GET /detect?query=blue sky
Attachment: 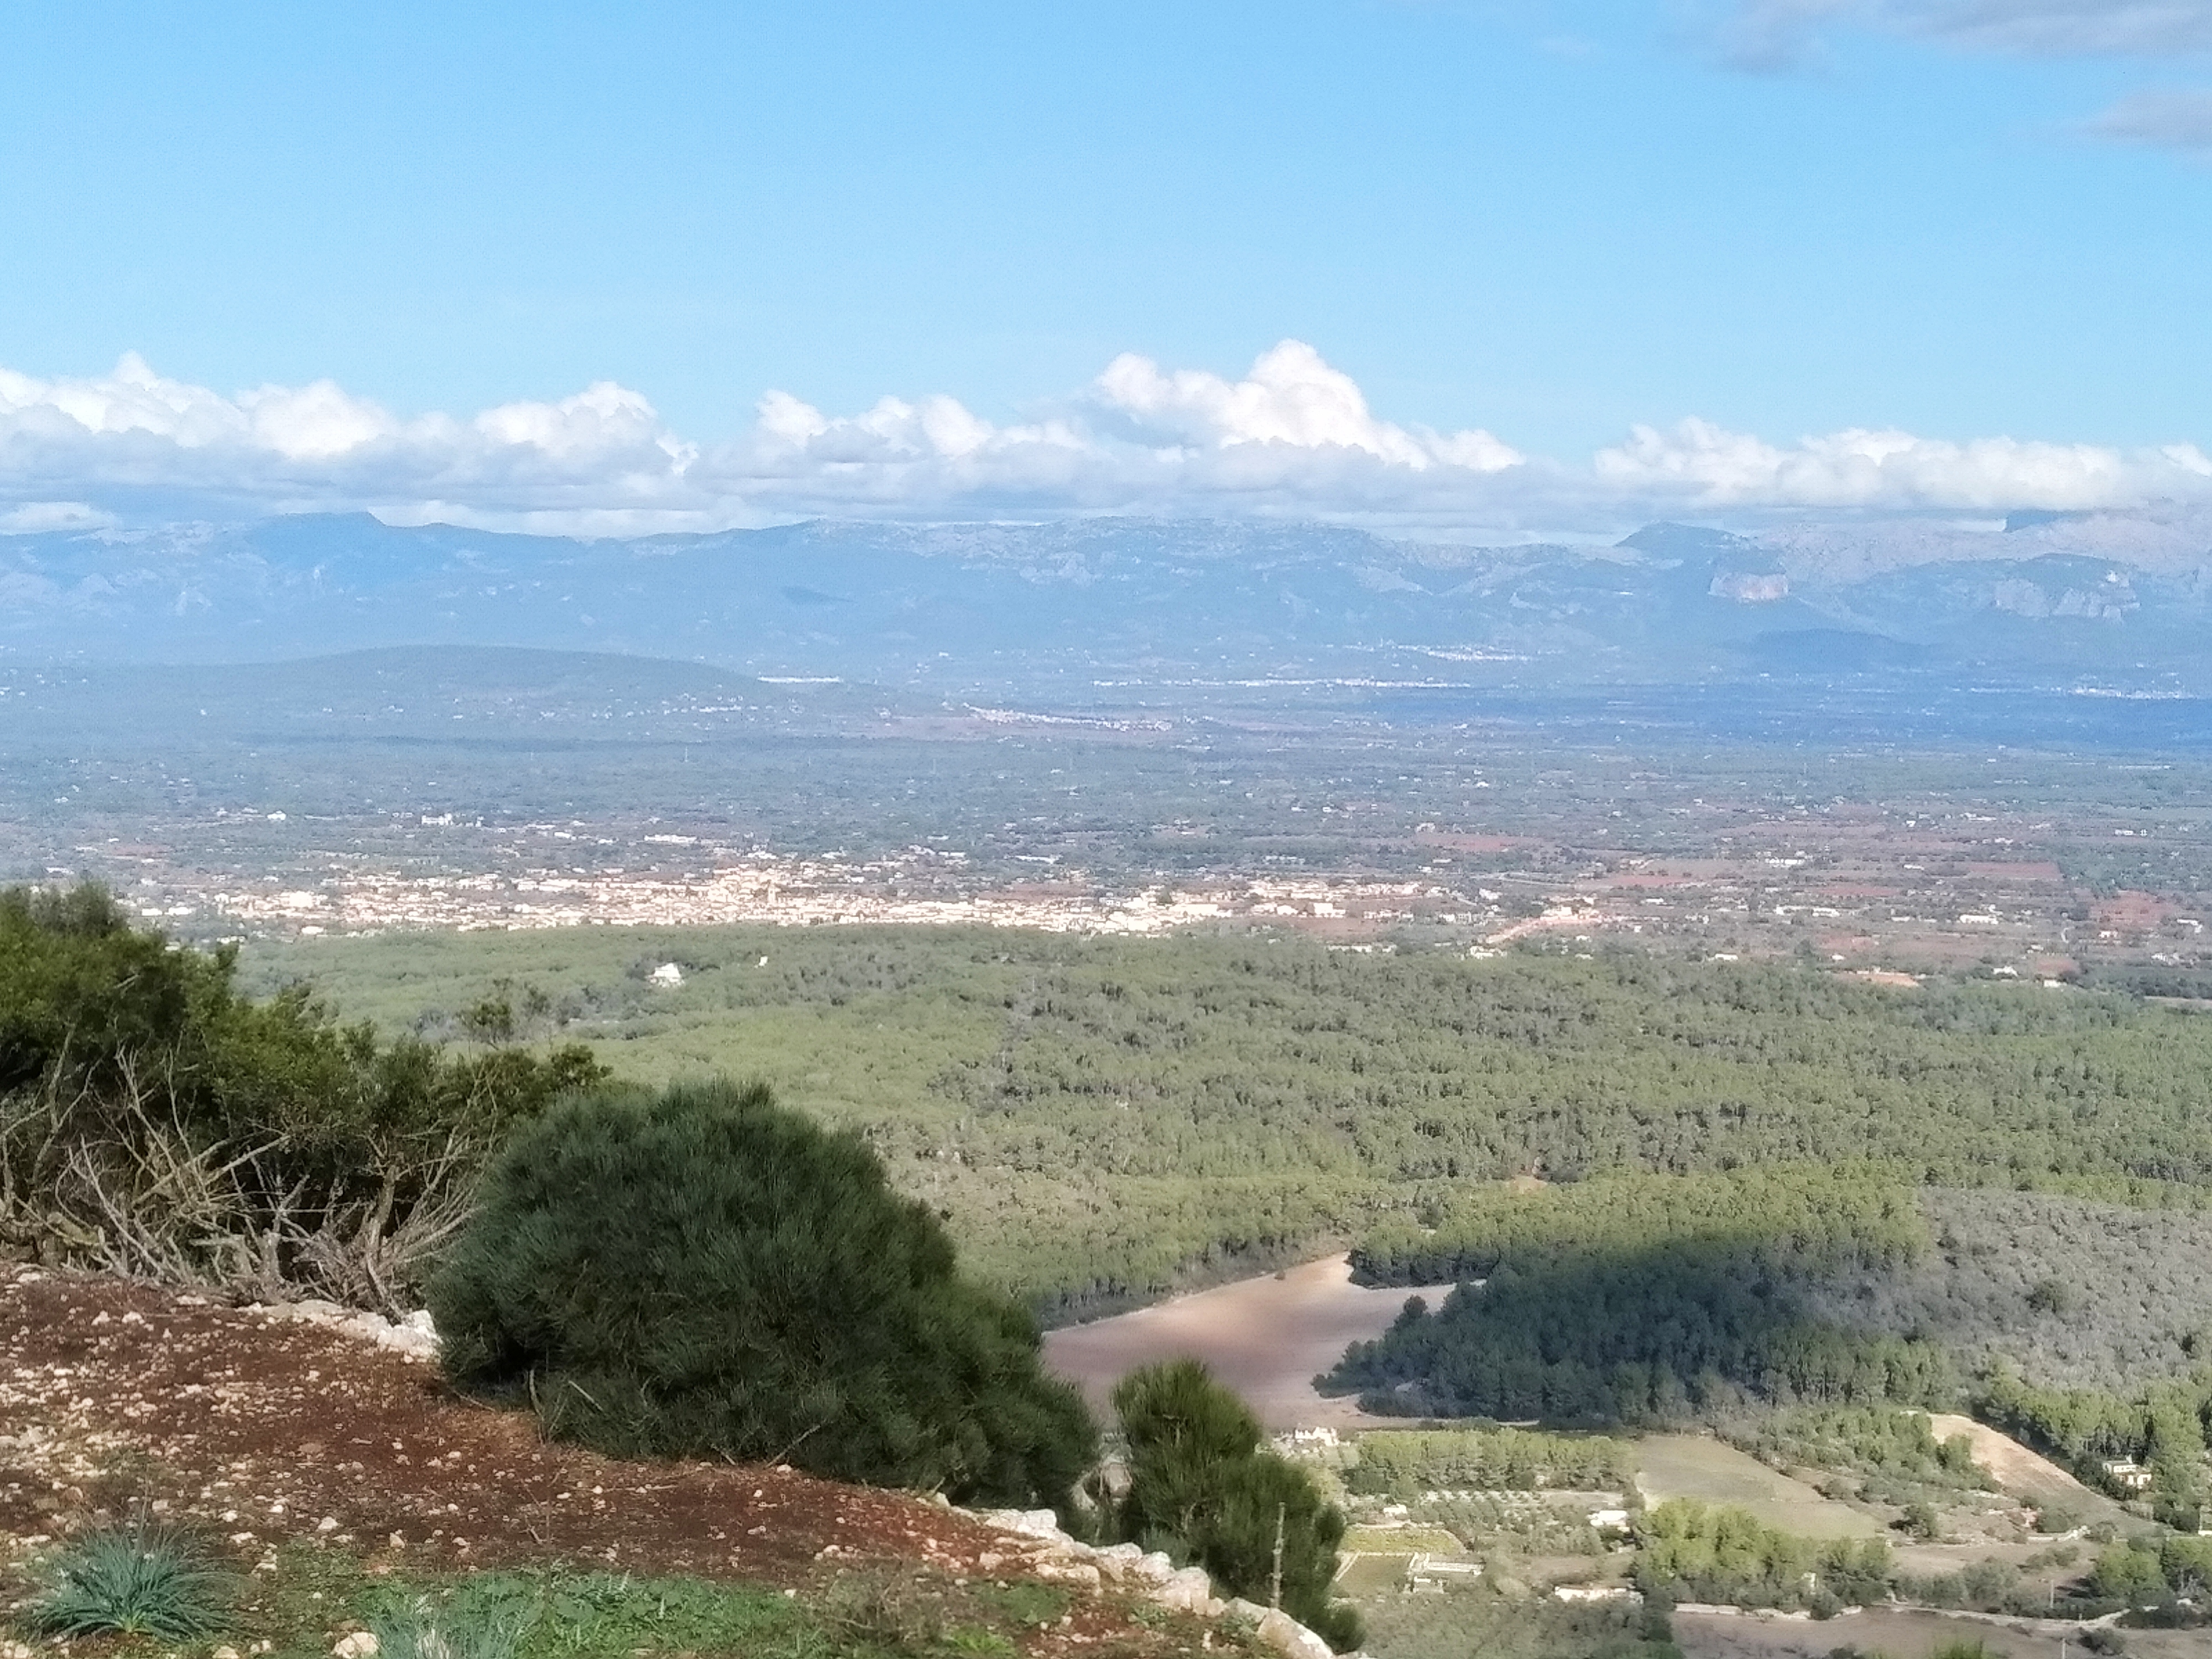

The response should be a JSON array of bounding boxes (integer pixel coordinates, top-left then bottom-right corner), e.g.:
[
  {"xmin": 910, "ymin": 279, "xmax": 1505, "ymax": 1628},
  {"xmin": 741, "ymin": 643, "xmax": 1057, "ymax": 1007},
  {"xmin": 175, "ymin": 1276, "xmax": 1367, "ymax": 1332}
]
[{"xmin": 2, "ymin": 1, "xmax": 2210, "ymax": 535}]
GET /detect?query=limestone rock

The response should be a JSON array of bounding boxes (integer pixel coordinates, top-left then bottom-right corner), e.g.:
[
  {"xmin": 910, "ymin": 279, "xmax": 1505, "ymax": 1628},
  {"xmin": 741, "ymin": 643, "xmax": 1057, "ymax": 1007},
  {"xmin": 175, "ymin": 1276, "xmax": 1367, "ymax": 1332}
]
[
  {"xmin": 1091, "ymin": 1541, "xmax": 1144, "ymax": 1582},
  {"xmin": 1255, "ymin": 1608, "xmax": 1335, "ymax": 1659},
  {"xmin": 978, "ymin": 1506, "xmax": 1067, "ymax": 1542},
  {"xmin": 1152, "ymin": 1566, "xmax": 1214, "ymax": 1613},
  {"xmin": 253, "ymin": 1300, "xmax": 439, "ymax": 1363},
  {"xmin": 1034, "ymin": 1561, "xmax": 1102, "ymax": 1589},
  {"xmin": 332, "ymin": 1634, "xmax": 379, "ymax": 1659}
]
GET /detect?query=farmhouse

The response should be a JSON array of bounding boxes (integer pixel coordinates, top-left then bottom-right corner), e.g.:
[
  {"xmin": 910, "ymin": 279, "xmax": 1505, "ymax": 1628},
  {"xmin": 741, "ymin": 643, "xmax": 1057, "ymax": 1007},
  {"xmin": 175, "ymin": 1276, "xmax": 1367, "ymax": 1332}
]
[{"xmin": 2102, "ymin": 1458, "xmax": 2154, "ymax": 1492}]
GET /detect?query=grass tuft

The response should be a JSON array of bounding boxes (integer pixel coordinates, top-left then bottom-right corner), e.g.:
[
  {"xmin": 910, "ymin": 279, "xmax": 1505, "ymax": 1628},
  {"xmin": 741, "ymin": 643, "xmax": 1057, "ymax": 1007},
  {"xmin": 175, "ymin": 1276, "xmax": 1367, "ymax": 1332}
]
[
  {"xmin": 369, "ymin": 1595, "xmax": 532, "ymax": 1659},
  {"xmin": 22, "ymin": 1519, "xmax": 234, "ymax": 1640}
]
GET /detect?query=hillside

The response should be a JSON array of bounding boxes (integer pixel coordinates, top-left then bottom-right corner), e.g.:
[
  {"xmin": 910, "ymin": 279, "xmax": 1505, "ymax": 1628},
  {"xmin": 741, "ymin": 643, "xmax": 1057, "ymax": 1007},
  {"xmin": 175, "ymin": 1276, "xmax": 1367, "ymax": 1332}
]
[
  {"xmin": 238, "ymin": 928, "xmax": 2212, "ymax": 1342},
  {"xmin": 0, "ymin": 1265, "xmax": 1224, "ymax": 1659}
]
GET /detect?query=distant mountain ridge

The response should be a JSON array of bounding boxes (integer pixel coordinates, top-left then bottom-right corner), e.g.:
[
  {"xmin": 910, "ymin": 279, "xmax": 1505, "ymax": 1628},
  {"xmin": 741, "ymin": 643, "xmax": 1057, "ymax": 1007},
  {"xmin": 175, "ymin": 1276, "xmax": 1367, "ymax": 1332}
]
[{"xmin": 4, "ymin": 513, "xmax": 2209, "ymax": 688}]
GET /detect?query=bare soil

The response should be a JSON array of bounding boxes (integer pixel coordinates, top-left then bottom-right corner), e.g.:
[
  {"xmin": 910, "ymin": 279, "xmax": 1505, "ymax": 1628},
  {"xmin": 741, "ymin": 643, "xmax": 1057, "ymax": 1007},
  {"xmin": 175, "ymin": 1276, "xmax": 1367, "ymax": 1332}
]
[
  {"xmin": 0, "ymin": 1267, "xmax": 1202, "ymax": 1658},
  {"xmin": 1926, "ymin": 1412, "xmax": 2143, "ymax": 1532},
  {"xmin": 1042, "ymin": 1254, "xmax": 1442, "ymax": 1431}
]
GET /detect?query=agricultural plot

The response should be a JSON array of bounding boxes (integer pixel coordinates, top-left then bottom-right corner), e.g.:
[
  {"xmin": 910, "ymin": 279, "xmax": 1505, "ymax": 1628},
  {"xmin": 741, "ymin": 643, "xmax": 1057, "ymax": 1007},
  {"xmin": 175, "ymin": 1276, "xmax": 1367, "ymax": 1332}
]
[
  {"xmin": 1042, "ymin": 1254, "xmax": 1447, "ymax": 1428},
  {"xmin": 1634, "ymin": 1435, "xmax": 1885, "ymax": 1540},
  {"xmin": 1925, "ymin": 1412, "xmax": 2144, "ymax": 1534}
]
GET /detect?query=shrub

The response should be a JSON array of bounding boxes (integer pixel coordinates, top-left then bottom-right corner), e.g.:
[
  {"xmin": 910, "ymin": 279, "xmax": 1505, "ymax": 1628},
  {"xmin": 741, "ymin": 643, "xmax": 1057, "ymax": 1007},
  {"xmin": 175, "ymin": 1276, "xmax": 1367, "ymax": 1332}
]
[
  {"xmin": 0, "ymin": 881, "xmax": 603, "ymax": 1306},
  {"xmin": 22, "ymin": 1520, "xmax": 232, "ymax": 1640},
  {"xmin": 1114, "ymin": 1359, "xmax": 1363, "ymax": 1652},
  {"xmin": 429, "ymin": 1079, "xmax": 1096, "ymax": 1506}
]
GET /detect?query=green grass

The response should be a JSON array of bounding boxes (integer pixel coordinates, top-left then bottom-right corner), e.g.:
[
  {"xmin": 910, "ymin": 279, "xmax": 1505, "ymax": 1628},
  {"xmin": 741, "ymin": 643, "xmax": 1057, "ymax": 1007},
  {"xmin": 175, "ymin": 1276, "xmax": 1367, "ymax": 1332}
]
[{"xmin": 189, "ymin": 1546, "xmax": 1131, "ymax": 1659}]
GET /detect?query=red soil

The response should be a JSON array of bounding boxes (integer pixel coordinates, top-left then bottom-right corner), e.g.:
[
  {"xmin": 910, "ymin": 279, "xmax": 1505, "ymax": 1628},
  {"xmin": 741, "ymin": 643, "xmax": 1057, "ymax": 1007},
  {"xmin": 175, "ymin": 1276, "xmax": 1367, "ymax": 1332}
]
[{"xmin": 0, "ymin": 1268, "xmax": 1190, "ymax": 1657}]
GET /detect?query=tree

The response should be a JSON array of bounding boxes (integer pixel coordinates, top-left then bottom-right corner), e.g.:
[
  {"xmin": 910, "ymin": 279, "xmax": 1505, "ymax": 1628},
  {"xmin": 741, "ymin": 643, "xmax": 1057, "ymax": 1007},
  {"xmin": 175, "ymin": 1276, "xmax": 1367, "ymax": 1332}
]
[
  {"xmin": 2091, "ymin": 1543, "xmax": 2167, "ymax": 1605},
  {"xmin": 1113, "ymin": 1360, "xmax": 1361, "ymax": 1651},
  {"xmin": 430, "ymin": 1078, "xmax": 1097, "ymax": 1507}
]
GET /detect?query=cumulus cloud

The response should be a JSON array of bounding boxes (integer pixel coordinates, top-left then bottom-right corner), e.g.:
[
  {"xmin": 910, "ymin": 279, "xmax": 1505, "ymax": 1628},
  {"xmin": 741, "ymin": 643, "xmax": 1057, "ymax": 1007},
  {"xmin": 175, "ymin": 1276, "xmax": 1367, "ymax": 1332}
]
[
  {"xmin": 1714, "ymin": 0, "xmax": 2212, "ymax": 70},
  {"xmin": 2, "ymin": 345, "xmax": 2210, "ymax": 536},
  {"xmin": 1093, "ymin": 341, "xmax": 1521, "ymax": 473}
]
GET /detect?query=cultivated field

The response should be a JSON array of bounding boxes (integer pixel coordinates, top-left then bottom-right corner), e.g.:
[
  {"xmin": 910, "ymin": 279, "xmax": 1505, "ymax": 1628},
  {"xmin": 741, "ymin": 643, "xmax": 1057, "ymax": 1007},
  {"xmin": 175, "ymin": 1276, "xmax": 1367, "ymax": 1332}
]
[
  {"xmin": 1926, "ymin": 1411, "xmax": 2143, "ymax": 1533},
  {"xmin": 1042, "ymin": 1253, "xmax": 1443, "ymax": 1428},
  {"xmin": 1634, "ymin": 1434, "xmax": 1884, "ymax": 1539}
]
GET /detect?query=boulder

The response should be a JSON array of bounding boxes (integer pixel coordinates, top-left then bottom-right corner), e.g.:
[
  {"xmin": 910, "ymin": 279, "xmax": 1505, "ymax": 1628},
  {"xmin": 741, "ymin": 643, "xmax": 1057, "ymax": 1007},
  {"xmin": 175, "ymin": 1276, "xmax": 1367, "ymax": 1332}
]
[
  {"xmin": 1091, "ymin": 1542, "xmax": 1144, "ymax": 1582},
  {"xmin": 978, "ymin": 1507, "xmax": 1067, "ymax": 1542},
  {"xmin": 1152, "ymin": 1566, "xmax": 1214, "ymax": 1613},
  {"xmin": 1255, "ymin": 1608, "xmax": 1335, "ymax": 1659}
]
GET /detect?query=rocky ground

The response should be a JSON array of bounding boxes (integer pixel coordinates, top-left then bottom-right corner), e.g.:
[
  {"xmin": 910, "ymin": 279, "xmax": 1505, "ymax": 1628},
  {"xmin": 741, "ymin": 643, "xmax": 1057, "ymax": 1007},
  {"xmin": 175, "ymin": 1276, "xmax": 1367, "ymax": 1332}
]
[{"xmin": 0, "ymin": 1266, "xmax": 1285, "ymax": 1659}]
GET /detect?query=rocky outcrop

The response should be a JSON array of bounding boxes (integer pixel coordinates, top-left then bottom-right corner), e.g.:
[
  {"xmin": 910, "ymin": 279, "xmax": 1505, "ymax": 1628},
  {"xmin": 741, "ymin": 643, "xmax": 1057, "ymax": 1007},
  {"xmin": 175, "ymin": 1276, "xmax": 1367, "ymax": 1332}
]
[{"xmin": 967, "ymin": 1505, "xmax": 1352, "ymax": 1657}]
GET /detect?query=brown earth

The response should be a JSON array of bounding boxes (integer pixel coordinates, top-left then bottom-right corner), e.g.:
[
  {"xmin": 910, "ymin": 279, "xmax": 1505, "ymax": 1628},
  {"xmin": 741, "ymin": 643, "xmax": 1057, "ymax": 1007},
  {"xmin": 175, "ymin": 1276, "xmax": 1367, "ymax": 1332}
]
[
  {"xmin": 1924, "ymin": 1412, "xmax": 2143, "ymax": 1533},
  {"xmin": 0, "ymin": 1267, "xmax": 1203, "ymax": 1658}
]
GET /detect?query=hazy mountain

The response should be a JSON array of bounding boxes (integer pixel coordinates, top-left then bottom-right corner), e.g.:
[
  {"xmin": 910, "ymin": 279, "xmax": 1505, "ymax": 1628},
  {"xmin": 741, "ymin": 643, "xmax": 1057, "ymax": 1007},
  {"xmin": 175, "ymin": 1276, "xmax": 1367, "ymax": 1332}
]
[{"xmin": 4, "ymin": 513, "xmax": 2209, "ymax": 689}]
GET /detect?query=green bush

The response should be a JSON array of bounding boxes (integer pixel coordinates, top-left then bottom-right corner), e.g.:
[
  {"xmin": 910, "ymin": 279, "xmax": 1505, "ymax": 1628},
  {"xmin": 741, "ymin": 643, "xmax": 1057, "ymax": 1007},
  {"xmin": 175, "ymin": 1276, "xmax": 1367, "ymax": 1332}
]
[
  {"xmin": 1113, "ymin": 1360, "xmax": 1362, "ymax": 1652},
  {"xmin": 429, "ymin": 1079, "xmax": 1096, "ymax": 1506},
  {"xmin": 22, "ymin": 1521, "xmax": 233, "ymax": 1640}
]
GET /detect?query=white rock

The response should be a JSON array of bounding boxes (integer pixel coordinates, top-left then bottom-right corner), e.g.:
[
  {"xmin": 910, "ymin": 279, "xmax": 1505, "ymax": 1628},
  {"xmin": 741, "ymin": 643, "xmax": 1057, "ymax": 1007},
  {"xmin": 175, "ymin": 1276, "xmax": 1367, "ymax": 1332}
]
[
  {"xmin": 979, "ymin": 1506, "xmax": 1068, "ymax": 1542},
  {"xmin": 1034, "ymin": 1561, "xmax": 1101, "ymax": 1589},
  {"xmin": 212, "ymin": 1646, "xmax": 242, "ymax": 1659},
  {"xmin": 1153, "ymin": 1566, "xmax": 1214, "ymax": 1613},
  {"xmin": 3, "ymin": 1640, "xmax": 38, "ymax": 1659},
  {"xmin": 1133, "ymin": 1550, "xmax": 1176, "ymax": 1584},
  {"xmin": 1092, "ymin": 1542, "xmax": 1144, "ymax": 1582},
  {"xmin": 1256, "ymin": 1608, "xmax": 1335, "ymax": 1659},
  {"xmin": 333, "ymin": 1634, "xmax": 379, "ymax": 1659}
]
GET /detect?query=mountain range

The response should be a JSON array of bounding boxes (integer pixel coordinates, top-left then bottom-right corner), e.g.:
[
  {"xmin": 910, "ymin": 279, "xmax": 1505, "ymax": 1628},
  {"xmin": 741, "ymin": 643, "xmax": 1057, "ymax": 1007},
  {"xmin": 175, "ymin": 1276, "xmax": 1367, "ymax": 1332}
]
[{"xmin": 4, "ymin": 513, "xmax": 2209, "ymax": 690}]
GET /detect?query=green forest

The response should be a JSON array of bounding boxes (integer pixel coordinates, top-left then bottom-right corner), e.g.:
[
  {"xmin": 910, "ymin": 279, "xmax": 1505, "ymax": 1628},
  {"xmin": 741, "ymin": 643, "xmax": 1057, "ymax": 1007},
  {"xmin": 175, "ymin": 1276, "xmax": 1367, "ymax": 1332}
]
[
  {"xmin": 1330, "ymin": 1168, "xmax": 1953, "ymax": 1422},
  {"xmin": 240, "ymin": 922, "xmax": 2212, "ymax": 1331},
  {"xmin": 212, "ymin": 920, "xmax": 2212, "ymax": 1462}
]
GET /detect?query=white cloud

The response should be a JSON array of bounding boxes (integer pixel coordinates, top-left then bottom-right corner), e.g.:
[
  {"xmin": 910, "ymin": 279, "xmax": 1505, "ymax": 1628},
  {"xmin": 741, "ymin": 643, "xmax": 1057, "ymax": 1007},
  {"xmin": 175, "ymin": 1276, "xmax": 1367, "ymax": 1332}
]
[
  {"xmin": 1092, "ymin": 341, "xmax": 1521, "ymax": 473},
  {"xmin": 2085, "ymin": 86, "xmax": 2212, "ymax": 152},
  {"xmin": 1715, "ymin": 0, "xmax": 2212, "ymax": 70},
  {"xmin": 0, "ymin": 500, "xmax": 113, "ymax": 533},
  {"xmin": 1595, "ymin": 416, "xmax": 2212, "ymax": 510},
  {"xmin": 2, "ymin": 345, "xmax": 2209, "ymax": 536}
]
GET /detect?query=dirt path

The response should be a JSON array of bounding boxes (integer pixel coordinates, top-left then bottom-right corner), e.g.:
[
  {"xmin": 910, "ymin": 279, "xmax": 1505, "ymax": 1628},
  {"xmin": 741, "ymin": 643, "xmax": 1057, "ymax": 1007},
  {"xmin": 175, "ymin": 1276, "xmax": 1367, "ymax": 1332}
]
[
  {"xmin": 1042, "ymin": 1254, "xmax": 1446, "ymax": 1431},
  {"xmin": 0, "ymin": 1268, "xmax": 1187, "ymax": 1658}
]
